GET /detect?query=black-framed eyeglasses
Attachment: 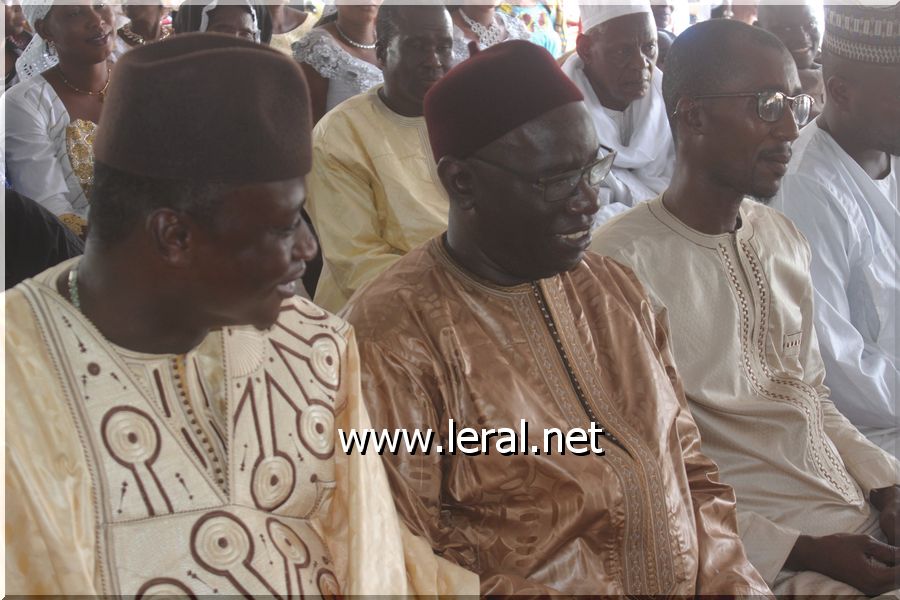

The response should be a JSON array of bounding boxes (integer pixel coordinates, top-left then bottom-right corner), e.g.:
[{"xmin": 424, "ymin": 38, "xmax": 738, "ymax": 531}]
[
  {"xmin": 468, "ymin": 144, "xmax": 617, "ymax": 203},
  {"xmin": 693, "ymin": 90, "xmax": 814, "ymax": 127}
]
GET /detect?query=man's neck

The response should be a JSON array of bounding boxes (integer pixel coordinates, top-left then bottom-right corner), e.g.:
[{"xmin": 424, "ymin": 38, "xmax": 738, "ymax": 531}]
[
  {"xmin": 819, "ymin": 110, "xmax": 891, "ymax": 180},
  {"xmin": 377, "ymin": 86, "xmax": 422, "ymax": 118},
  {"xmin": 444, "ymin": 231, "xmax": 528, "ymax": 287},
  {"xmin": 63, "ymin": 250, "xmax": 211, "ymax": 356},
  {"xmin": 663, "ymin": 166, "xmax": 744, "ymax": 235}
]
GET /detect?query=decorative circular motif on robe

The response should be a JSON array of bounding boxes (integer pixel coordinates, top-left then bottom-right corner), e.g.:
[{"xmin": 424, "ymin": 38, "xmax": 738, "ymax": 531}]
[
  {"xmin": 251, "ymin": 455, "xmax": 295, "ymax": 510},
  {"xmin": 309, "ymin": 336, "xmax": 340, "ymax": 388},
  {"xmin": 191, "ymin": 511, "xmax": 253, "ymax": 574},
  {"xmin": 224, "ymin": 328, "xmax": 267, "ymax": 377},
  {"xmin": 136, "ymin": 578, "xmax": 197, "ymax": 599},
  {"xmin": 316, "ymin": 568, "xmax": 341, "ymax": 598},
  {"xmin": 101, "ymin": 406, "xmax": 161, "ymax": 466},
  {"xmin": 298, "ymin": 404, "xmax": 334, "ymax": 458},
  {"xmin": 266, "ymin": 518, "xmax": 311, "ymax": 568}
]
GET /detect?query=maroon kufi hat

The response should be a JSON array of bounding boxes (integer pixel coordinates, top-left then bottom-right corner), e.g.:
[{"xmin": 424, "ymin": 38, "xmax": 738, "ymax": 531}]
[
  {"xmin": 424, "ymin": 40, "xmax": 584, "ymax": 161},
  {"xmin": 95, "ymin": 33, "xmax": 312, "ymax": 182}
]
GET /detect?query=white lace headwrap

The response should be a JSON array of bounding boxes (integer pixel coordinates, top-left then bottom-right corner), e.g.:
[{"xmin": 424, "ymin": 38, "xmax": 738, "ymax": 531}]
[
  {"xmin": 199, "ymin": 0, "xmax": 260, "ymax": 42},
  {"xmin": 16, "ymin": 1, "xmax": 56, "ymax": 83}
]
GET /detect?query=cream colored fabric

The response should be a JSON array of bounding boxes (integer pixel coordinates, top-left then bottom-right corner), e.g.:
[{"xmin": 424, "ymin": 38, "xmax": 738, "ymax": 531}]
[
  {"xmin": 306, "ymin": 86, "xmax": 449, "ymax": 313},
  {"xmin": 592, "ymin": 197, "xmax": 900, "ymax": 589},
  {"xmin": 4, "ymin": 258, "xmax": 477, "ymax": 596}
]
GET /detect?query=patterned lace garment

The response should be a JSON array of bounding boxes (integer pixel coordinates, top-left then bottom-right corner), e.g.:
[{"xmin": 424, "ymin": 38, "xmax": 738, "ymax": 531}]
[
  {"xmin": 292, "ymin": 28, "xmax": 382, "ymax": 110},
  {"xmin": 451, "ymin": 10, "xmax": 530, "ymax": 65},
  {"xmin": 66, "ymin": 119, "xmax": 97, "ymax": 198},
  {"xmin": 63, "ymin": 118, "xmax": 96, "ymax": 237}
]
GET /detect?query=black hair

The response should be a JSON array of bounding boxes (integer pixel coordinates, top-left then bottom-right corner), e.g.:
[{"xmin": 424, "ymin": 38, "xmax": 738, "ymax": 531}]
[
  {"xmin": 374, "ymin": 3, "xmax": 450, "ymax": 63},
  {"xmin": 662, "ymin": 19, "xmax": 788, "ymax": 125},
  {"xmin": 88, "ymin": 161, "xmax": 236, "ymax": 247},
  {"xmin": 374, "ymin": 3, "xmax": 405, "ymax": 63}
]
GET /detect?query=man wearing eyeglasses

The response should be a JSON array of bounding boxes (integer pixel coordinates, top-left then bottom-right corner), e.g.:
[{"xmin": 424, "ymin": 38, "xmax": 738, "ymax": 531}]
[
  {"xmin": 592, "ymin": 18, "xmax": 900, "ymax": 596},
  {"xmin": 562, "ymin": 2, "xmax": 675, "ymax": 225},
  {"xmin": 774, "ymin": 5, "xmax": 900, "ymax": 458},
  {"xmin": 342, "ymin": 40, "xmax": 769, "ymax": 595}
]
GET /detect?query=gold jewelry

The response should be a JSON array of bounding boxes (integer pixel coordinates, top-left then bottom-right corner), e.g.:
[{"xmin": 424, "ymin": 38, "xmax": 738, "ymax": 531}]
[
  {"xmin": 58, "ymin": 65, "xmax": 111, "ymax": 102},
  {"xmin": 118, "ymin": 22, "xmax": 171, "ymax": 47}
]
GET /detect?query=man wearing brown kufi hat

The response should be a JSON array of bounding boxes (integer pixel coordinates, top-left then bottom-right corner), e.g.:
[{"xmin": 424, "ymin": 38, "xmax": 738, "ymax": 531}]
[
  {"xmin": 4, "ymin": 33, "xmax": 476, "ymax": 597},
  {"xmin": 343, "ymin": 39, "xmax": 769, "ymax": 595}
]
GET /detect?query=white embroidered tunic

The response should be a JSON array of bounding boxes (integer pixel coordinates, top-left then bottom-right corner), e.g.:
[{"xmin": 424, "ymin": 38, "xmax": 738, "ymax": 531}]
[{"xmin": 592, "ymin": 197, "xmax": 900, "ymax": 589}]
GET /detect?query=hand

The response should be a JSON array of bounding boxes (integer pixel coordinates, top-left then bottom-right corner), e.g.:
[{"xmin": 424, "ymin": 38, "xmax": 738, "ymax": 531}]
[
  {"xmin": 872, "ymin": 485, "xmax": 900, "ymax": 545},
  {"xmin": 785, "ymin": 533, "xmax": 900, "ymax": 596}
]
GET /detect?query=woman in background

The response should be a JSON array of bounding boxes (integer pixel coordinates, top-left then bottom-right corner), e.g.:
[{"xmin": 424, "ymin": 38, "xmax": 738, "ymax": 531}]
[
  {"xmin": 449, "ymin": 2, "xmax": 528, "ymax": 64},
  {"xmin": 293, "ymin": 2, "xmax": 382, "ymax": 124},
  {"xmin": 6, "ymin": 0, "xmax": 115, "ymax": 236},
  {"xmin": 5, "ymin": 0, "xmax": 31, "ymax": 88},
  {"xmin": 112, "ymin": 2, "xmax": 171, "ymax": 60}
]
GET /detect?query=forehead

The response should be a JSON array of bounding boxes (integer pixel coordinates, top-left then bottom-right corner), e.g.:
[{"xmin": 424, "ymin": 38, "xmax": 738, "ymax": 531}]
[
  {"xmin": 594, "ymin": 12, "xmax": 656, "ymax": 44},
  {"xmin": 485, "ymin": 103, "xmax": 598, "ymax": 173},
  {"xmin": 209, "ymin": 5, "xmax": 253, "ymax": 25},
  {"xmin": 726, "ymin": 44, "xmax": 800, "ymax": 93},
  {"xmin": 217, "ymin": 178, "xmax": 306, "ymax": 225},
  {"xmin": 396, "ymin": 7, "xmax": 452, "ymax": 37}
]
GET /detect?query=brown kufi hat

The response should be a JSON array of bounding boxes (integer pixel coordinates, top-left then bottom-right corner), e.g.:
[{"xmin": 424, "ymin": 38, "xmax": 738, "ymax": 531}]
[
  {"xmin": 94, "ymin": 33, "xmax": 312, "ymax": 183},
  {"xmin": 824, "ymin": 3, "xmax": 900, "ymax": 65},
  {"xmin": 424, "ymin": 40, "xmax": 584, "ymax": 161}
]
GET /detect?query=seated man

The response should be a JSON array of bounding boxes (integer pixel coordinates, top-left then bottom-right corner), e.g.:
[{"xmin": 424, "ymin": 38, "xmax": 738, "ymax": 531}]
[
  {"xmin": 562, "ymin": 2, "xmax": 674, "ymax": 224},
  {"xmin": 307, "ymin": 4, "xmax": 453, "ymax": 313},
  {"xmin": 757, "ymin": 1, "xmax": 824, "ymax": 120},
  {"xmin": 344, "ymin": 40, "xmax": 769, "ymax": 596},
  {"xmin": 4, "ymin": 34, "xmax": 475, "ymax": 596},
  {"xmin": 774, "ymin": 3, "xmax": 900, "ymax": 458},
  {"xmin": 592, "ymin": 19, "xmax": 900, "ymax": 596}
]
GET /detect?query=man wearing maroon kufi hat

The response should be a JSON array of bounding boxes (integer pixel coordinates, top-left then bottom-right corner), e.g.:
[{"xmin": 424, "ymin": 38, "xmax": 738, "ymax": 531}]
[
  {"xmin": 4, "ymin": 33, "xmax": 477, "ymax": 597},
  {"xmin": 343, "ymin": 39, "xmax": 768, "ymax": 596}
]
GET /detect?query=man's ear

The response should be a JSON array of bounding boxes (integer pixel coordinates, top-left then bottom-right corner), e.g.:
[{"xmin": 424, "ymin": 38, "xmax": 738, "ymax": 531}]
[
  {"xmin": 575, "ymin": 31, "xmax": 593, "ymax": 63},
  {"xmin": 824, "ymin": 74, "xmax": 852, "ymax": 112},
  {"xmin": 146, "ymin": 208, "xmax": 195, "ymax": 267},
  {"xmin": 673, "ymin": 97, "xmax": 704, "ymax": 137},
  {"xmin": 438, "ymin": 156, "xmax": 477, "ymax": 211}
]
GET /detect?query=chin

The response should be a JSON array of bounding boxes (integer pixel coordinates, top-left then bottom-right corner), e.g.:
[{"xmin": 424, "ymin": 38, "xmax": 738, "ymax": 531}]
[{"xmin": 748, "ymin": 185, "xmax": 778, "ymax": 205}]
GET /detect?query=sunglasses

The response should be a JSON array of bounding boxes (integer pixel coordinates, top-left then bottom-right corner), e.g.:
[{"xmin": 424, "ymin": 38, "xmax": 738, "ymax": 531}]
[
  {"xmin": 692, "ymin": 90, "xmax": 814, "ymax": 127},
  {"xmin": 469, "ymin": 144, "xmax": 617, "ymax": 204}
]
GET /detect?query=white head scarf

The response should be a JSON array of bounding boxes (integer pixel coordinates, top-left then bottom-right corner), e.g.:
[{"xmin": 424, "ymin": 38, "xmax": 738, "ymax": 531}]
[
  {"xmin": 580, "ymin": 1, "xmax": 653, "ymax": 33},
  {"xmin": 16, "ymin": 0, "xmax": 56, "ymax": 82}
]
